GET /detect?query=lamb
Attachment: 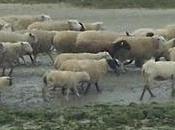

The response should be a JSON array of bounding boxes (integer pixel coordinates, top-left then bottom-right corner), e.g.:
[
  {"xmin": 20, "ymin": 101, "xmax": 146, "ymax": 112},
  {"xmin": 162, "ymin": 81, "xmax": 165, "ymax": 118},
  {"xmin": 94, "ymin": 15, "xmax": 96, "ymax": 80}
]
[
  {"xmin": 54, "ymin": 51, "xmax": 113, "ymax": 69},
  {"xmin": 111, "ymin": 35, "xmax": 167, "ymax": 67},
  {"xmin": 59, "ymin": 58, "xmax": 120, "ymax": 94},
  {"xmin": 42, "ymin": 70, "xmax": 90, "ymax": 101},
  {"xmin": 75, "ymin": 31, "xmax": 130, "ymax": 57},
  {"xmin": 1, "ymin": 14, "xmax": 51, "ymax": 31},
  {"xmin": 27, "ymin": 20, "xmax": 84, "ymax": 31},
  {"xmin": 53, "ymin": 31, "xmax": 80, "ymax": 53},
  {"xmin": 1, "ymin": 42, "xmax": 33, "ymax": 76},
  {"xmin": 140, "ymin": 59, "xmax": 175, "ymax": 100},
  {"xmin": 0, "ymin": 76, "xmax": 12, "ymax": 101}
]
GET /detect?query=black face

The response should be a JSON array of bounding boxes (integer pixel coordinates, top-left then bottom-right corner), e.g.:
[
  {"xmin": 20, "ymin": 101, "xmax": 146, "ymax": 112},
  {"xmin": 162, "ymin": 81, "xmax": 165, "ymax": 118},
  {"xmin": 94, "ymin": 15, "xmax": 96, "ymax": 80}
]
[
  {"xmin": 113, "ymin": 40, "xmax": 131, "ymax": 51},
  {"xmin": 106, "ymin": 58, "xmax": 120, "ymax": 71},
  {"xmin": 146, "ymin": 32, "xmax": 154, "ymax": 37}
]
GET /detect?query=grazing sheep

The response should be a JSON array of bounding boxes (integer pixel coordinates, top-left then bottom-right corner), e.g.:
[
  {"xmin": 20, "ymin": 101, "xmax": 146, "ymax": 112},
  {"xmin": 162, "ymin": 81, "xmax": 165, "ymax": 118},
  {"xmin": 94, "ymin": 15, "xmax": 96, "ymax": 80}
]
[
  {"xmin": 1, "ymin": 42, "xmax": 33, "ymax": 76},
  {"xmin": 42, "ymin": 70, "xmax": 90, "ymax": 101},
  {"xmin": 75, "ymin": 31, "xmax": 130, "ymax": 57},
  {"xmin": 53, "ymin": 31, "xmax": 80, "ymax": 53},
  {"xmin": 54, "ymin": 51, "xmax": 113, "ymax": 69},
  {"xmin": 59, "ymin": 58, "xmax": 120, "ymax": 94},
  {"xmin": 140, "ymin": 59, "xmax": 175, "ymax": 100},
  {"xmin": 27, "ymin": 20, "xmax": 83, "ymax": 31},
  {"xmin": 111, "ymin": 35, "xmax": 167, "ymax": 67},
  {"xmin": 1, "ymin": 14, "xmax": 51, "ymax": 31}
]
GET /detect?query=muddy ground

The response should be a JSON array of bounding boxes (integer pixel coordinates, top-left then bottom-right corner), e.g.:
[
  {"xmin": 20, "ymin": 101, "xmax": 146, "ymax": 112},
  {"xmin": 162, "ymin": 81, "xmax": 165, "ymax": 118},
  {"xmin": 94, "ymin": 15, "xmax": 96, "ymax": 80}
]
[{"xmin": 0, "ymin": 4, "xmax": 175, "ymax": 110}]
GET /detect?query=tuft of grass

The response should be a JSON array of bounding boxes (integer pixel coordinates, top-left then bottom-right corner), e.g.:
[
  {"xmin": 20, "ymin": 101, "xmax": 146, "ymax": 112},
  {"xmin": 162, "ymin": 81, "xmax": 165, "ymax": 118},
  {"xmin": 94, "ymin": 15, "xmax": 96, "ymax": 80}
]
[{"xmin": 1, "ymin": 102, "xmax": 175, "ymax": 129}]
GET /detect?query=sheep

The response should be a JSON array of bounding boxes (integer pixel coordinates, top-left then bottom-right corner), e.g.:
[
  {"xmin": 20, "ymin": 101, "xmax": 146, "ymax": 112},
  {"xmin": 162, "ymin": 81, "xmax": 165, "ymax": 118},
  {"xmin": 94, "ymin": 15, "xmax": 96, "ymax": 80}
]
[
  {"xmin": 26, "ymin": 30, "xmax": 56, "ymax": 64},
  {"xmin": 111, "ymin": 35, "xmax": 167, "ymax": 67},
  {"xmin": 0, "ymin": 31, "xmax": 37, "ymax": 63},
  {"xmin": 54, "ymin": 51, "xmax": 113, "ymax": 69},
  {"xmin": 1, "ymin": 42, "xmax": 33, "ymax": 76},
  {"xmin": 53, "ymin": 31, "xmax": 80, "ymax": 53},
  {"xmin": 80, "ymin": 22, "xmax": 104, "ymax": 30},
  {"xmin": 27, "ymin": 20, "xmax": 83, "ymax": 31},
  {"xmin": 75, "ymin": 31, "xmax": 130, "ymax": 57},
  {"xmin": 1, "ymin": 14, "xmax": 51, "ymax": 31},
  {"xmin": 59, "ymin": 58, "xmax": 120, "ymax": 94},
  {"xmin": 0, "ymin": 76, "xmax": 12, "ymax": 101},
  {"xmin": 42, "ymin": 70, "xmax": 90, "ymax": 101},
  {"xmin": 131, "ymin": 28, "xmax": 155, "ymax": 36},
  {"xmin": 140, "ymin": 59, "xmax": 175, "ymax": 100}
]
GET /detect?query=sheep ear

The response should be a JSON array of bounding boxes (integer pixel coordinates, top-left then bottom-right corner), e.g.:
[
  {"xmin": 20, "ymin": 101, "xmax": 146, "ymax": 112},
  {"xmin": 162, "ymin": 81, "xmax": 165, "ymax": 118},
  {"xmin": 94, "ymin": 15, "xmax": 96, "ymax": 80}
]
[{"xmin": 79, "ymin": 22, "xmax": 86, "ymax": 31}]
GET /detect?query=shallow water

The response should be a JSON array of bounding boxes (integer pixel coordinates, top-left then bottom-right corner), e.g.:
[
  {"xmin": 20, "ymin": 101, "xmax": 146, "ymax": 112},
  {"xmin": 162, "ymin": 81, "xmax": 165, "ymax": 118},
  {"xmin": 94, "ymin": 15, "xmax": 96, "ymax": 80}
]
[{"xmin": 0, "ymin": 4, "xmax": 175, "ymax": 109}]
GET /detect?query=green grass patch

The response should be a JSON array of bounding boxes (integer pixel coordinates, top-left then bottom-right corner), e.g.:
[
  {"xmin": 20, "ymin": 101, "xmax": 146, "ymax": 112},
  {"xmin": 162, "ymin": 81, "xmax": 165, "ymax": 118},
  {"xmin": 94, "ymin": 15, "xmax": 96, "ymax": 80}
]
[{"xmin": 1, "ymin": 102, "xmax": 175, "ymax": 129}]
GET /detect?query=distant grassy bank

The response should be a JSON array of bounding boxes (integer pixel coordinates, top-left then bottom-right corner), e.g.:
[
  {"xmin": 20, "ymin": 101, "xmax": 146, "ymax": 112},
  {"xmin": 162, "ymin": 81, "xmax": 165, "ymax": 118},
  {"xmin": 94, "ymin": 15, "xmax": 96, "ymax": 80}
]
[
  {"xmin": 0, "ymin": 0, "xmax": 175, "ymax": 8},
  {"xmin": 1, "ymin": 102, "xmax": 175, "ymax": 129}
]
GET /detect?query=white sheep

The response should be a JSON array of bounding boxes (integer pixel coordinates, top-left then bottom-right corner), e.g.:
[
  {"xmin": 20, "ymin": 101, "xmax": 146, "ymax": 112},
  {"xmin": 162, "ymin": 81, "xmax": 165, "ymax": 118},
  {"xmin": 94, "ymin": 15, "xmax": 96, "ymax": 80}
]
[
  {"xmin": 42, "ymin": 70, "xmax": 90, "ymax": 101},
  {"xmin": 1, "ymin": 42, "xmax": 33, "ymax": 76},
  {"xmin": 2, "ymin": 14, "xmax": 51, "ymax": 31},
  {"xmin": 54, "ymin": 51, "xmax": 113, "ymax": 69},
  {"xmin": 27, "ymin": 20, "xmax": 83, "ymax": 31},
  {"xmin": 140, "ymin": 59, "xmax": 175, "ymax": 100},
  {"xmin": 0, "ymin": 31, "xmax": 37, "ymax": 63},
  {"xmin": 59, "ymin": 58, "xmax": 120, "ymax": 94}
]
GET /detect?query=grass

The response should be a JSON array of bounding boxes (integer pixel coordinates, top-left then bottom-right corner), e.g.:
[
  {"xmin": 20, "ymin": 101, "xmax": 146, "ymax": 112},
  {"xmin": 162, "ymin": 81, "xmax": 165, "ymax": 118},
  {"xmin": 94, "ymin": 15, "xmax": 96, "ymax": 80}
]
[
  {"xmin": 1, "ymin": 102, "xmax": 175, "ymax": 129},
  {"xmin": 0, "ymin": 0, "xmax": 175, "ymax": 8}
]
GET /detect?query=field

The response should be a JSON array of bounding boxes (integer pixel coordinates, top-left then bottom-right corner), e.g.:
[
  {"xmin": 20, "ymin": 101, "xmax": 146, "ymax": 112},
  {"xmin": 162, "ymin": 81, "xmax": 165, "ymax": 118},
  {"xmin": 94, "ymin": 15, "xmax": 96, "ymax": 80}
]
[{"xmin": 0, "ymin": 4, "xmax": 175, "ymax": 129}]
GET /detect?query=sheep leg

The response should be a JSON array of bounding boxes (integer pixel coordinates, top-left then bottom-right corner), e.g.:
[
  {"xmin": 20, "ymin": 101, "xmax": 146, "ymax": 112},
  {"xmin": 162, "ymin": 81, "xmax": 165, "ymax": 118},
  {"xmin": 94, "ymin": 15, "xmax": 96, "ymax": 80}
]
[
  {"xmin": 84, "ymin": 83, "xmax": 91, "ymax": 95},
  {"xmin": 8, "ymin": 67, "xmax": 14, "ymax": 76},
  {"xmin": 47, "ymin": 52, "xmax": 54, "ymax": 64},
  {"xmin": 65, "ymin": 88, "xmax": 70, "ymax": 101},
  {"xmin": 2, "ymin": 67, "xmax": 5, "ymax": 76},
  {"xmin": 140, "ymin": 86, "xmax": 146, "ymax": 101},
  {"xmin": 20, "ymin": 56, "xmax": 26, "ymax": 65},
  {"xmin": 28, "ymin": 54, "xmax": 34, "ymax": 64},
  {"xmin": 73, "ymin": 86, "xmax": 80, "ymax": 97},
  {"xmin": 146, "ymin": 86, "xmax": 155, "ymax": 98},
  {"xmin": 95, "ymin": 82, "xmax": 101, "ymax": 93},
  {"xmin": 62, "ymin": 87, "xmax": 66, "ymax": 95},
  {"xmin": 171, "ymin": 75, "xmax": 175, "ymax": 97}
]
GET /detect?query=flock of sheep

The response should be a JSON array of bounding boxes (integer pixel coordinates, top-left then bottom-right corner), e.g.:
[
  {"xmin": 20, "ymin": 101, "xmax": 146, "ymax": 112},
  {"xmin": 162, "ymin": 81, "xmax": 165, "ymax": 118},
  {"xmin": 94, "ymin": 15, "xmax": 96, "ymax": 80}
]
[{"xmin": 0, "ymin": 14, "xmax": 175, "ymax": 102}]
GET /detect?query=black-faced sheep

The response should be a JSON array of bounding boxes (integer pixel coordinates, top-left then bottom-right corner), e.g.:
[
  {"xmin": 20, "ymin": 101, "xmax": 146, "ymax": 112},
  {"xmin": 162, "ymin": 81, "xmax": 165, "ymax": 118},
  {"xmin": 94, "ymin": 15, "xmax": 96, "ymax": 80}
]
[
  {"xmin": 75, "ymin": 31, "xmax": 130, "ymax": 57},
  {"xmin": 42, "ymin": 70, "xmax": 90, "ymax": 101},
  {"xmin": 54, "ymin": 51, "xmax": 113, "ymax": 69},
  {"xmin": 59, "ymin": 58, "xmax": 120, "ymax": 94}
]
